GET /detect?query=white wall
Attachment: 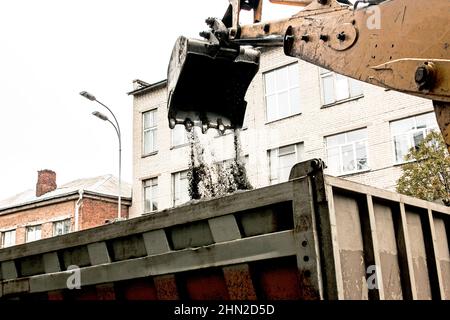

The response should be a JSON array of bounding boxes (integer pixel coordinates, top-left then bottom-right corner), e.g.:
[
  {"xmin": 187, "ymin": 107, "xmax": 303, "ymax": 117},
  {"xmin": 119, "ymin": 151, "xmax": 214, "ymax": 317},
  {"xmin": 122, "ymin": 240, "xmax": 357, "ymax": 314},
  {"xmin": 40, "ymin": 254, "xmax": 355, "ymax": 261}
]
[{"xmin": 130, "ymin": 47, "xmax": 434, "ymax": 218}]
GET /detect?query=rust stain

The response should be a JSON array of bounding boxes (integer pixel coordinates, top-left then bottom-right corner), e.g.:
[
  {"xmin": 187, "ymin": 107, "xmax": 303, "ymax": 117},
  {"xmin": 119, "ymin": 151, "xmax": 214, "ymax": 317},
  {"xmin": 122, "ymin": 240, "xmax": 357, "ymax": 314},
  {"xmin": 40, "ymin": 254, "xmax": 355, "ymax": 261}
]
[
  {"xmin": 47, "ymin": 290, "xmax": 64, "ymax": 301},
  {"xmin": 223, "ymin": 265, "xmax": 257, "ymax": 300},
  {"xmin": 298, "ymin": 269, "xmax": 321, "ymax": 300},
  {"xmin": 296, "ymin": 215, "xmax": 312, "ymax": 232},
  {"xmin": 154, "ymin": 275, "xmax": 180, "ymax": 300},
  {"xmin": 185, "ymin": 270, "xmax": 230, "ymax": 300},
  {"xmin": 96, "ymin": 283, "xmax": 116, "ymax": 300},
  {"xmin": 121, "ymin": 278, "xmax": 157, "ymax": 300},
  {"xmin": 257, "ymin": 264, "xmax": 319, "ymax": 300}
]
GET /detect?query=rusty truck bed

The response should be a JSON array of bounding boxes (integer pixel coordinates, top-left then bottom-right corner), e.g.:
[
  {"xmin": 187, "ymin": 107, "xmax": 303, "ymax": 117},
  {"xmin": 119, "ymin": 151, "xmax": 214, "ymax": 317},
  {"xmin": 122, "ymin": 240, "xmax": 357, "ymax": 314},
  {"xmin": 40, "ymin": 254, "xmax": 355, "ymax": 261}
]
[{"xmin": 0, "ymin": 159, "xmax": 449, "ymax": 300}]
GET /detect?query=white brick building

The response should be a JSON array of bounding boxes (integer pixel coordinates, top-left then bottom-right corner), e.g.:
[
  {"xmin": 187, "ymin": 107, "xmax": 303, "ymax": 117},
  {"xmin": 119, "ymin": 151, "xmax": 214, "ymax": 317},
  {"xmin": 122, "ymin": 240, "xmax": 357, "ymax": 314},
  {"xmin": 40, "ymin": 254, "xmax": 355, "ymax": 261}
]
[{"xmin": 128, "ymin": 47, "xmax": 437, "ymax": 219}]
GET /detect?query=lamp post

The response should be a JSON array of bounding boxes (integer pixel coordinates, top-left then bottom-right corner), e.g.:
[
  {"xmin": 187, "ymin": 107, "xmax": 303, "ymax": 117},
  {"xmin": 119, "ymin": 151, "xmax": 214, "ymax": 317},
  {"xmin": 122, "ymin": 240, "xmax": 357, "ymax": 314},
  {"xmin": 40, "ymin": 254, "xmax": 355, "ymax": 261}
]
[{"xmin": 80, "ymin": 92, "xmax": 123, "ymax": 220}]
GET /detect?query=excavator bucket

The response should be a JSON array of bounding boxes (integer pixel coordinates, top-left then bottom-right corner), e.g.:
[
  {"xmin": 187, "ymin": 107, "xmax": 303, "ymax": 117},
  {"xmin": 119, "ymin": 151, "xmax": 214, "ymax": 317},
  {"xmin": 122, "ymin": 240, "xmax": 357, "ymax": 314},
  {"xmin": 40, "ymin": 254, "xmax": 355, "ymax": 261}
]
[{"xmin": 167, "ymin": 36, "xmax": 260, "ymax": 133}]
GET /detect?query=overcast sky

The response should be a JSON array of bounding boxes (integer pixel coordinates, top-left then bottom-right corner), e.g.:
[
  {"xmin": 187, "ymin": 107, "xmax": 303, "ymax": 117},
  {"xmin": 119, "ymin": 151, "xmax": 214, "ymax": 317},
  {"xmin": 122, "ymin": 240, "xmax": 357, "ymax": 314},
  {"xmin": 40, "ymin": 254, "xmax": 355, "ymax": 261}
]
[{"xmin": 0, "ymin": 0, "xmax": 302, "ymax": 200}]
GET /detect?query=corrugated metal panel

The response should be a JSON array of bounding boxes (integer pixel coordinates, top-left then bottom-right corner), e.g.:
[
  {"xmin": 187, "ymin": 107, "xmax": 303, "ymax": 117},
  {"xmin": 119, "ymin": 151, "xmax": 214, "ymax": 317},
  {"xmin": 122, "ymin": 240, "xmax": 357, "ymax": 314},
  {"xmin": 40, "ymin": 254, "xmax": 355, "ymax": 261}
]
[{"xmin": 325, "ymin": 175, "xmax": 450, "ymax": 300}]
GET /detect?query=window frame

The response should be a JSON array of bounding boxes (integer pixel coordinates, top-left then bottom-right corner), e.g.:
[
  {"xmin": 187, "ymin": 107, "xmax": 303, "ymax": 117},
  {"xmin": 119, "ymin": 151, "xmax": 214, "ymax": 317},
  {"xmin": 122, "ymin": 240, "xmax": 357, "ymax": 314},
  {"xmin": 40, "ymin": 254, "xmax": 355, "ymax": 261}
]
[
  {"xmin": 268, "ymin": 143, "xmax": 304, "ymax": 185},
  {"xmin": 1, "ymin": 229, "xmax": 16, "ymax": 248},
  {"xmin": 172, "ymin": 170, "xmax": 190, "ymax": 207},
  {"xmin": 143, "ymin": 177, "xmax": 158, "ymax": 214},
  {"xmin": 325, "ymin": 128, "xmax": 370, "ymax": 176},
  {"xmin": 390, "ymin": 113, "xmax": 439, "ymax": 165},
  {"xmin": 142, "ymin": 109, "xmax": 158, "ymax": 156},
  {"xmin": 53, "ymin": 218, "xmax": 71, "ymax": 237},
  {"xmin": 319, "ymin": 68, "xmax": 364, "ymax": 107},
  {"xmin": 264, "ymin": 63, "xmax": 301, "ymax": 123},
  {"xmin": 214, "ymin": 156, "xmax": 250, "ymax": 171},
  {"xmin": 26, "ymin": 224, "xmax": 42, "ymax": 243},
  {"xmin": 171, "ymin": 124, "xmax": 189, "ymax": 148}
]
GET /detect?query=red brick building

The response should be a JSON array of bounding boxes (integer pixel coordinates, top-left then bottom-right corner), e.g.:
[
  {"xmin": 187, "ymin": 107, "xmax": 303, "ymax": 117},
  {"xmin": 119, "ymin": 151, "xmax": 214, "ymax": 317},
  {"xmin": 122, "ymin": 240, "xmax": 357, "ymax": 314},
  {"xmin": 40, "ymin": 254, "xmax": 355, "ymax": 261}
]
[{"xmin": 0, "ymin": 170, "xmax": 131, "ymax": 248}]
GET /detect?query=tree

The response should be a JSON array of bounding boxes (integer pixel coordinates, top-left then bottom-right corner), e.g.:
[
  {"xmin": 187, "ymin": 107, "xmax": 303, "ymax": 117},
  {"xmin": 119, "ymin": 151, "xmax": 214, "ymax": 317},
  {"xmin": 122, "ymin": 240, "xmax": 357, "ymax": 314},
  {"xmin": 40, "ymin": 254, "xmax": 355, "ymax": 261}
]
[{"xmin": 396, "ymin": 130, "xmax": 450, "ymax": 206}]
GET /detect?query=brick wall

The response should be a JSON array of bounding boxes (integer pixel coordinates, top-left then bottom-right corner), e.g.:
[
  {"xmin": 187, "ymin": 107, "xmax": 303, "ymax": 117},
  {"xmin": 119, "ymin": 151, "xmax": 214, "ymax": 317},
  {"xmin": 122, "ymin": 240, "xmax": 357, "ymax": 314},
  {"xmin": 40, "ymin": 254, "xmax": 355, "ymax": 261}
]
[
  {"xmin": 80, "ymin": 198, "xmax": 129, "ymax": 230},
  {"xmin": 130, "ymin": 47, "xmax": 435, "ymax": 218},
  {"xmin": 0, "ymin": 200, "xmax": 75, "ymax": 246},
  {"xmin": 0, "ymin": 197, "xmax": 130, "ymax": 247},
  {"xmin": 36, "ymin": 170, "xmax": 57, "ymax": 197}
]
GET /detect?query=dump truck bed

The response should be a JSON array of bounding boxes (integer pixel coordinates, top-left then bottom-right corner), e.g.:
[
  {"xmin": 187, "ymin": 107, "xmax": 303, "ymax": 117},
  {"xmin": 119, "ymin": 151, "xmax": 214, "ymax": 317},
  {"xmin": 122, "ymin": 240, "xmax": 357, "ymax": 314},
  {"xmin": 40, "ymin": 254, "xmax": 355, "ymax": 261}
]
[{"xmin": 0, "ymin": 159, "xmax": 449, "ymax": 300}]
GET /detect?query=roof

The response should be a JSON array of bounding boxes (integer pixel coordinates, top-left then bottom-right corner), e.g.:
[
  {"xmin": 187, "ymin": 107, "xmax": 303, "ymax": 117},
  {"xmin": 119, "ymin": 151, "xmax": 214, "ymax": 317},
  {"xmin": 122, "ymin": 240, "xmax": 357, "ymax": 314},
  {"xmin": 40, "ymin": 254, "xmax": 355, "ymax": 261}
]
[
  {"xmin": 0, "ymin": 175, "xmax": 132, "ymax": 213},
  {"xmin": 127, "ymin": 79, "xmax": 167, "ymax": 96},
  {"xmin": 126, "ymin": 48, "xmax": 280, "ymax": 97}
]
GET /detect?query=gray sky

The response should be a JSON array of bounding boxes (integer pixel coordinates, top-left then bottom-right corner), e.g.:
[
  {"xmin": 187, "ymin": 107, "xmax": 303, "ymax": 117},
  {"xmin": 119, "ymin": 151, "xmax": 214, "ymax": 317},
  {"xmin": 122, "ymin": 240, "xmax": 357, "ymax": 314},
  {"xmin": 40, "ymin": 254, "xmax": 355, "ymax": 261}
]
[{"xmin": 0, "ymin": 0, "xmax": 300, "ymax": 200}]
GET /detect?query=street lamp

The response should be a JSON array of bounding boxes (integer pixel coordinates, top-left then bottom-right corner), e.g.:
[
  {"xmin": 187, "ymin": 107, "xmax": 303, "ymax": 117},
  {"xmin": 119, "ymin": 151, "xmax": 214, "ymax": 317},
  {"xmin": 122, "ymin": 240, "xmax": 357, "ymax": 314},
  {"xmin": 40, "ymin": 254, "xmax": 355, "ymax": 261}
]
[
  {"xmin": 81, "ymin": 91, "xmax": 123, "ymax": 220},
  {"xmin": 92, "ymin": 111, "xmax": 108, "ymax": 121}
]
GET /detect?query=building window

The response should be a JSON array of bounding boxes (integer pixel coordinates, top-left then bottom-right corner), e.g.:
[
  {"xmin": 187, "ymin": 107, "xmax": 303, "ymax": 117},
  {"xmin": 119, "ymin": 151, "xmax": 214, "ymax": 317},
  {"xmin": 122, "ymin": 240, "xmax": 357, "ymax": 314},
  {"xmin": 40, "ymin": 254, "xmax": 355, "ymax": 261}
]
[
  {"xmin": 143, "ymin": 178, "xmax": 158, "ymax": 213},
  {"xmin": 172, "ymin": 171, "xmax": 190, "ymax": 207},
  {"xmin": 26, "ymin": 225, "xmax": 42, "ymax": 243},
  {"xmin": 216, "ymin": 156, "xmax": 249, "ymax": 168},
  {"xmin": 143, "ymin": 109, "xmax": 157, "ymax": 155},
  {"xmin": 171, "ymin": 125, "xmax": 189, "ymax": 147},
  {"xmin": 326, "ymin": 128, "xmax": 369, "ymax": 176},
  {"xmin": 268, "ymin": 143, "xmax": 304, "ymax": 184},
  {"xmin": 53, "ymin": 219, "xmax": 71, "ymax": 236},
  {"xmin": 320, "ymin": 68, "xmax": 363, "ymax": 105},
  {"xmin": 1, "ymin": 230, "xmax": 16, "ymax": 248},
  {"xmin": 264, "ymin": 63, "xmax": 300, "ymax": 122},
  {"xmin": 391, "ymin": 112, "xmax": 438, "ymax": 164}
]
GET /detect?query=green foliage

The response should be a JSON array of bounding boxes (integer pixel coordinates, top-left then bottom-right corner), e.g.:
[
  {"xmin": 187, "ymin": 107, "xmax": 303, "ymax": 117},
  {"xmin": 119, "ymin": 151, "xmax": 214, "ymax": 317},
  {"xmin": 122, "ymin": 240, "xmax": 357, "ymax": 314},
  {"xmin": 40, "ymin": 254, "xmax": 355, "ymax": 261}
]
[{"xmin": 396, "ymin": 131, "xmax": 450, "ymax": 206}]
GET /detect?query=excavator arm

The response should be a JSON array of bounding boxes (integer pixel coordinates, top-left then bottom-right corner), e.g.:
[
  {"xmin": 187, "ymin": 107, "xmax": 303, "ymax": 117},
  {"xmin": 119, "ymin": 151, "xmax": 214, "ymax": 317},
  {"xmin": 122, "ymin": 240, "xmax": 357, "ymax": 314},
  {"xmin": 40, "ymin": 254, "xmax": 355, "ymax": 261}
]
[{"xmin": 167, "ymin": 0, "xmax": 450, "ymax": 148}]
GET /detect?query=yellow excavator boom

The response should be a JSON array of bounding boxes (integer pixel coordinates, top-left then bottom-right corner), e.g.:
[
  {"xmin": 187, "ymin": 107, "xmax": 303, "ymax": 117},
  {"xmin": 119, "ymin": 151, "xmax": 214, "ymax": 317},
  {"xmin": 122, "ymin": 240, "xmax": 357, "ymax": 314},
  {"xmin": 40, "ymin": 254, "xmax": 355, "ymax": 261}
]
[{"xmin": 167, "ymin": 0, "xmax": 450, "ymax": 148}]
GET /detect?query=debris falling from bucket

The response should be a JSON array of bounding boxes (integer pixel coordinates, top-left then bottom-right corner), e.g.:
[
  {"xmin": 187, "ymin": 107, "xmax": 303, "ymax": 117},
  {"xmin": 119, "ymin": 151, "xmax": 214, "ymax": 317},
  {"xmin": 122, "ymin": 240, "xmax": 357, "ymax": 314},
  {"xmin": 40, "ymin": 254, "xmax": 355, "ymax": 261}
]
[
  {"xmin": 187, "ymin": 129, "xmax": 215, "ymax": 200},
  {"xmin": 231, "ymin": 129, "xmax": 253, "ymax": 191},
  {"xmin": 187, "ymin": 128, "xmax": 252, "ymax": 201}
]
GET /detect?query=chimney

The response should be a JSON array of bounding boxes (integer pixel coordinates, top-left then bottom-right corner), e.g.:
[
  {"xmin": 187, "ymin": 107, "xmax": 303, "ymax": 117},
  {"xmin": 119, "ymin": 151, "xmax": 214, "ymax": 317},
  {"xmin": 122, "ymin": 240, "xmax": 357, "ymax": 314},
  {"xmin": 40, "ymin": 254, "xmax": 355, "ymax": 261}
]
[{"xmin": 36, "ymin": 169, "xmax": 57, "ymax": 197}]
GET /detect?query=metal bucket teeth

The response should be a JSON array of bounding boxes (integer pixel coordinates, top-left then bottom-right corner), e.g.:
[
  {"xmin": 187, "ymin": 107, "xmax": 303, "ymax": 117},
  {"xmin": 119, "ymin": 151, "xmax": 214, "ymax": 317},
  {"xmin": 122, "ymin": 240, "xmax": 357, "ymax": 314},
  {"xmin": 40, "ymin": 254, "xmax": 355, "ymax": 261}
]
[{"xmin": 167, "ymin": 36, "xmax": 260, "ymax": 132}]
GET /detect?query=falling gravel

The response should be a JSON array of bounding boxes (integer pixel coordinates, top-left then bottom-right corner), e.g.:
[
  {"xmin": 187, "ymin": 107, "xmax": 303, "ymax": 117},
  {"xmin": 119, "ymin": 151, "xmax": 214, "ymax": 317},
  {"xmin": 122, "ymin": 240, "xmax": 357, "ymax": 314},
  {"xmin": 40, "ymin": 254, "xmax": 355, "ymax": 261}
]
[{"xmin": 187, "ymin": 128, "xmax": 252, "ymax": 201}]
